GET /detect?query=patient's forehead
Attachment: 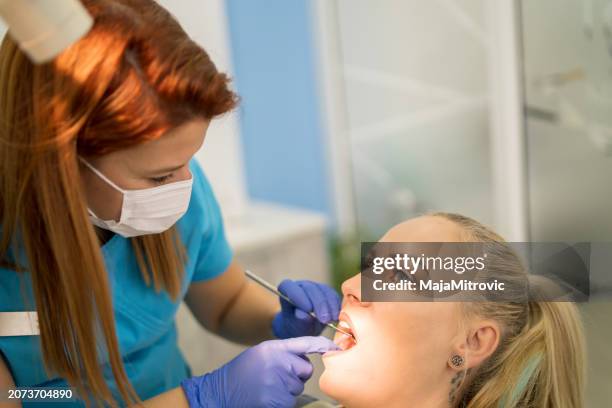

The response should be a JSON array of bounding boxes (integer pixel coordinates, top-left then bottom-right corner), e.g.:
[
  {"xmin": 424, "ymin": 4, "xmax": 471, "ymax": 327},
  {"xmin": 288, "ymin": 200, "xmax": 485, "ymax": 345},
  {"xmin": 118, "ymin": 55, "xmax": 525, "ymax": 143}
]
[{"xmin": 380, "ymin": 215, "xmax": 464, "ymax": 242}]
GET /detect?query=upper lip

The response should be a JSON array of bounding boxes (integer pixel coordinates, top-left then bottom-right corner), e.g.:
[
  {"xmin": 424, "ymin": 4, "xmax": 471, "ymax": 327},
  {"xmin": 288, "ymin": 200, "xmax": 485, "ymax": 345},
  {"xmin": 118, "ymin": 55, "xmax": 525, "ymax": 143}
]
[{"xmin": 338, "ymin": 311, "xmax": 358, "ymax": 342}]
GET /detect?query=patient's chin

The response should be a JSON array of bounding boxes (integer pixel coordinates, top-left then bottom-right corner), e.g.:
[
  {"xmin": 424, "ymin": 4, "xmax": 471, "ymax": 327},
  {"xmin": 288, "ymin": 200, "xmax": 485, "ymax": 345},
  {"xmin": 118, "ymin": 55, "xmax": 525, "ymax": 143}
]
[{"xmin": 319, "ymin": 368, "xmax": 354, "ymax": 404}]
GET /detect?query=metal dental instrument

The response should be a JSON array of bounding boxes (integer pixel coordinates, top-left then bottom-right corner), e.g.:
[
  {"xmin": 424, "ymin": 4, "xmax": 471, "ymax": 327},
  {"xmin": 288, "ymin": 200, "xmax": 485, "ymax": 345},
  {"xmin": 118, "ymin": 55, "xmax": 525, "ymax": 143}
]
[{"xmin": 245, "ymin": 269, "xmax": 355, "ymax": 340}]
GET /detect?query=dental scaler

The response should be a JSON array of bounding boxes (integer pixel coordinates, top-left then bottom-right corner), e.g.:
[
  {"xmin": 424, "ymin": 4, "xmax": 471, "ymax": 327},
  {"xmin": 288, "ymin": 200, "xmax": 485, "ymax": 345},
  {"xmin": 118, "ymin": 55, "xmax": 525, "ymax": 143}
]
[{"xmin": 244, "ymin": 269, "xmax": 356, "ymax": 341}]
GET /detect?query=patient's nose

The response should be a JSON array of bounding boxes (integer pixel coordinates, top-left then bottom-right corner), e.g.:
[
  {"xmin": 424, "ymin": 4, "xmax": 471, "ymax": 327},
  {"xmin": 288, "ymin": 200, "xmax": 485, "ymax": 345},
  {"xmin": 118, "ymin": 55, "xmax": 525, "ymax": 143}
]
[{"xmin": 341, "ymin": 273, "xmax": 371, "ymax": 307}]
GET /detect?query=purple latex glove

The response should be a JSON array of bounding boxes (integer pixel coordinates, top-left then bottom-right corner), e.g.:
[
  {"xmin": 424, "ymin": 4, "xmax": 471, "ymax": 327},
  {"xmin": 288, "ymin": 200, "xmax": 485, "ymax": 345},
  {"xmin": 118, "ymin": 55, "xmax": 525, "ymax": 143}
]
[
  {"xmin": 180, "ymin": 336, "xmax": 339, "ymax": 408},
  {"xmin": 272, "ymin": 280, "xmax": 341, "ymax": 339}
]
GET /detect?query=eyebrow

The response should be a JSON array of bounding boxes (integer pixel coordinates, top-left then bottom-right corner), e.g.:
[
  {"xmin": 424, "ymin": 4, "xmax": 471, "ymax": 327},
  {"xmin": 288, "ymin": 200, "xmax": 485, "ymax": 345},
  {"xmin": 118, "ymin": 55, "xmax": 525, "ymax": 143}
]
[{"xmin": 151, "ymin": 163, "xmax": 186, "ymax": 175}]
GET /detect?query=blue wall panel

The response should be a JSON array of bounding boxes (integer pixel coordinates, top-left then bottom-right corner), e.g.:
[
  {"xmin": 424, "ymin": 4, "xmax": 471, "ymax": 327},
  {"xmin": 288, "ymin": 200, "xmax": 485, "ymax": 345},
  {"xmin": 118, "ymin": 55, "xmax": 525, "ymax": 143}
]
[{"xmin": 225, "ymin": 0, "xmax": 332, "ymax": 217}]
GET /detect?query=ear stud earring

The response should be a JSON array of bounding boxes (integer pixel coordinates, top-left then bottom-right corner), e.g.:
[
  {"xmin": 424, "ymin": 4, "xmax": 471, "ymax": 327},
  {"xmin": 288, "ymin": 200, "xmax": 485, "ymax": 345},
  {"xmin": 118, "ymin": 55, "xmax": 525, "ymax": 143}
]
[{"xmin": 449, "ymin": 354, "xmax": 465, "ymax": 368}]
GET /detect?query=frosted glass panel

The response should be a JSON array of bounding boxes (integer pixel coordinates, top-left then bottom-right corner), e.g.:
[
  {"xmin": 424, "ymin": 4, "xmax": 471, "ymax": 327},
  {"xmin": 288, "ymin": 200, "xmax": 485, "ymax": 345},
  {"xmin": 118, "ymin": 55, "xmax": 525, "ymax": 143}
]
[
  {"xmin": 336, "ymin": 0, "xmax": 492, "ymax": 238},
  {"xmin": 521, "ymin": 2, "xmax": 612, "ymax": 405},
  {"xmin": 522, "ymin": 0, "xmax": 612, "ymax": 241}
]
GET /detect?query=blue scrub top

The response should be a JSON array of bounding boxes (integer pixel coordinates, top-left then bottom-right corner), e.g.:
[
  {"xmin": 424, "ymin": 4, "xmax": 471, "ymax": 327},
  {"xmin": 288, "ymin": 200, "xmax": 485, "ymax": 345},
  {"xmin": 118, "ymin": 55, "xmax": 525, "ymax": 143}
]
[{"xmin": 0, "ymin": 160, "xmax": 233, "ymax": 407}]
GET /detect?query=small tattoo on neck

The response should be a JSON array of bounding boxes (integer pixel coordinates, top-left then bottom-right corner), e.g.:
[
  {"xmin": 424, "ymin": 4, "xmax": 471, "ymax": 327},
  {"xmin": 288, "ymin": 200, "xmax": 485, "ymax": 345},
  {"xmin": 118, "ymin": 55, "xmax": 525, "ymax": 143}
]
[{"xmin": 448, "ymin": 369, "xmax": 471, "ymax": 405}]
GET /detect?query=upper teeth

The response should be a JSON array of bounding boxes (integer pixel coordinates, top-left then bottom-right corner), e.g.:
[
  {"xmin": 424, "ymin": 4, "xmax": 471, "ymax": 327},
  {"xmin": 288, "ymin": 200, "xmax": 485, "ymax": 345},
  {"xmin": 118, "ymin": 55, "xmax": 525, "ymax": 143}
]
[{"xmin": 338, "ymin": 320, "xmax": 351, "ymax": 329}]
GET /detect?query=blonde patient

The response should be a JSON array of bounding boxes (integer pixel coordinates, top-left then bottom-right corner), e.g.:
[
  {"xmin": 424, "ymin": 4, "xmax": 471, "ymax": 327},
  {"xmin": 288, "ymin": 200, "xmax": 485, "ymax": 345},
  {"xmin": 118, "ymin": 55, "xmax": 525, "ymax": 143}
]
[{"xmin": 316, "ymin": 213, "xmax": 585, "ymax": 408}]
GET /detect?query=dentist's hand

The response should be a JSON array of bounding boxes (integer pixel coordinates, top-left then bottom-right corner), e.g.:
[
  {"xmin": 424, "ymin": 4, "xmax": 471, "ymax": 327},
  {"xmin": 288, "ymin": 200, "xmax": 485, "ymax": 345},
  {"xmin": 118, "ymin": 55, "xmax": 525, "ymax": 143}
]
[
  {"xmin": 180, "ymin": 336, "xmax": 339, "ymax": 408},
  {"xmin": 272, "ymin": 280, "xmax": 341, "ymax": 339}
]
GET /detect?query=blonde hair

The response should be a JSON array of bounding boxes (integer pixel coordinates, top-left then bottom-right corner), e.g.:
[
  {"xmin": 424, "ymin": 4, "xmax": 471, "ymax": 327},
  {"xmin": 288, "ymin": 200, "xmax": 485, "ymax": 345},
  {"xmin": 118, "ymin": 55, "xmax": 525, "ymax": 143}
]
[
  {"xmin": 431, "ymin": 213, "xmax": 586, "ymax": 408},
  {"xmin": 0, "ymin": 0, "xmax": 237, "ymax": 405}
]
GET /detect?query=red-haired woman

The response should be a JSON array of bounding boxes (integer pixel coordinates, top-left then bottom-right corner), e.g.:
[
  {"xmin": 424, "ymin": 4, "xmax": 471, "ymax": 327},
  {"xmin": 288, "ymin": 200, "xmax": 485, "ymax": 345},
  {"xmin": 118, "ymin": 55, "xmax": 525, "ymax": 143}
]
[{"xmin": 0, "ymin": 1, "xmax": 340, "ymax": 407}]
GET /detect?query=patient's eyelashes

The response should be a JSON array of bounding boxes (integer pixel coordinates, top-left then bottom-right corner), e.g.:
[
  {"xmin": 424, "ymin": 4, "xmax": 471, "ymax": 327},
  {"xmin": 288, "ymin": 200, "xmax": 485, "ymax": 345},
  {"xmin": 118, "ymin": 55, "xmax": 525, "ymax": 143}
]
[{"xmin": 391, "ymin": 267, "xmax": 415, "ymax": 283}]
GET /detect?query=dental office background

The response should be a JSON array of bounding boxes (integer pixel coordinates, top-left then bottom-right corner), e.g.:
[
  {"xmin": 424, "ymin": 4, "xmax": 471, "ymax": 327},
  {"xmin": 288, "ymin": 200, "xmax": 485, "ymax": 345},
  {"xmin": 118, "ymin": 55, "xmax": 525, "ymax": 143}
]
[{"xmin": 2, "ymin": 0, "xmax": 611, "ymax": 405}]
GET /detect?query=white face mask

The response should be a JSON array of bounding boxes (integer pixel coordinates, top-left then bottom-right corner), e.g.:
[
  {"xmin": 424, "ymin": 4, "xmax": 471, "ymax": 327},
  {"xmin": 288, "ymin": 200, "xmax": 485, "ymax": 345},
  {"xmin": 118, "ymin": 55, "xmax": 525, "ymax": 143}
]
[{"xmin": 79, "ymin": 158, "xmax": 193, "ymax": 238}]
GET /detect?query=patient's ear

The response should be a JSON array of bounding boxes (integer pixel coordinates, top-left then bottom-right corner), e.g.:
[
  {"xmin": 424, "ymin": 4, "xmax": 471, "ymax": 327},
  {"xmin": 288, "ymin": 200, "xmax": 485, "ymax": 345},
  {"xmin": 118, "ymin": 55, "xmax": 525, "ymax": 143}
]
[{"xmin": 452, "ymin": 319, "xmax": 500, "ymax": 370}]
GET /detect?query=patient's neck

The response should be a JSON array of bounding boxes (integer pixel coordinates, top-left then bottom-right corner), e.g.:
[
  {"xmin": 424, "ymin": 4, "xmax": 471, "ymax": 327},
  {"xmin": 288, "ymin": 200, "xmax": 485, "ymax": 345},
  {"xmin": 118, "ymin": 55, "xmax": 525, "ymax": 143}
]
[{"xmin": 340, "ymin": 382, "xmax": 451, "ymax": 408}]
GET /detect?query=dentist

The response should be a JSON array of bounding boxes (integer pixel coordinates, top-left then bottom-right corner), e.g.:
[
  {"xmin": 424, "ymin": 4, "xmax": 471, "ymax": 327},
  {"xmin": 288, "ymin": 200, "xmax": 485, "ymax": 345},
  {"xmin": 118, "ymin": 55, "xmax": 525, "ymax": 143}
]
[{"xmin": 0, "ymin": 0, "xmax": 340, "ymax": 407}]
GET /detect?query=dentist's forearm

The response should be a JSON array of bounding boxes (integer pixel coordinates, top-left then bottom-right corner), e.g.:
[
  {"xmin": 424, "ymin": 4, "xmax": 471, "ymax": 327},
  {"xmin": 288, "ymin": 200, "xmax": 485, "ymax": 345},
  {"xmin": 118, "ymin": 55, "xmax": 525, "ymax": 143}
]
[
  {"xmin": 185, "ymin": 262, "xmax": 279, "ymax": 344},
  {"xmin": 217, "ymin": 280, "xmax": 279, "ymax": 344},
  {"xmin": 136, "ymin": 387, "xmax": 188, "ymax": 408}
]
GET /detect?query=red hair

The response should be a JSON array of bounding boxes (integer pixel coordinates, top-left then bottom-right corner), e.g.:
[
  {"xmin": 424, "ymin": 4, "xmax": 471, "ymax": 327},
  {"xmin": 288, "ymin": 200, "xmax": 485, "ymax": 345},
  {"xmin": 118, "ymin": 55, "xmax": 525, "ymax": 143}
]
[{"xmin": 0, "ymin": 0, "xmax": 237, "ymax": 405}]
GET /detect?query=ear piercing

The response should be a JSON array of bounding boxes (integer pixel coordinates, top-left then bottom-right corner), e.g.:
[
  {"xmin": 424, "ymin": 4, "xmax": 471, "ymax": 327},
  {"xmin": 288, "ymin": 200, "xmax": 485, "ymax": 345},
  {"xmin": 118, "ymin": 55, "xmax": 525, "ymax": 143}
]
[{"xmin": 449, "ymin": 354, "xmax": 465, "ymax": 368}]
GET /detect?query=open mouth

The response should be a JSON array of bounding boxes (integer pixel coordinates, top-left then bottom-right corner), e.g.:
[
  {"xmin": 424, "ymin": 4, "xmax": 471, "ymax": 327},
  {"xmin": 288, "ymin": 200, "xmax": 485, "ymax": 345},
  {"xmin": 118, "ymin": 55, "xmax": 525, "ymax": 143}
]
[{"xmin": 333, "ymin": 312, "xmax": 358, "ymax": 351}]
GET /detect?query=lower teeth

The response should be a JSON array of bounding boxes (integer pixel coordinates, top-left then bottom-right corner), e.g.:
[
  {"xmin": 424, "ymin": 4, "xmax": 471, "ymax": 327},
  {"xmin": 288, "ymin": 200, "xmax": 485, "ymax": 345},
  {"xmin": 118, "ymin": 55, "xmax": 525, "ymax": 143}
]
[{"xmin": 338, "ymin": 336, "xmax": 356, "ymax": 351}]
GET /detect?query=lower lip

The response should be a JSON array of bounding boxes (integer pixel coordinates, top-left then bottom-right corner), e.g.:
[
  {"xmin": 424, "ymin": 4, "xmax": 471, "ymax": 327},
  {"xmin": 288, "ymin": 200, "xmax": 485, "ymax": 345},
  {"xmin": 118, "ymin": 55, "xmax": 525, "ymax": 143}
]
[
  {"xmin": 323, "ymin": 349, "xmax": 345, "ymax": 357},
  {"xmin": 324, "ymin": 346, "xmax": 356, "ymax": 358},
  {"xmin": 325, "ymin": 339, "xmax": 357, "ymax": 357}
]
